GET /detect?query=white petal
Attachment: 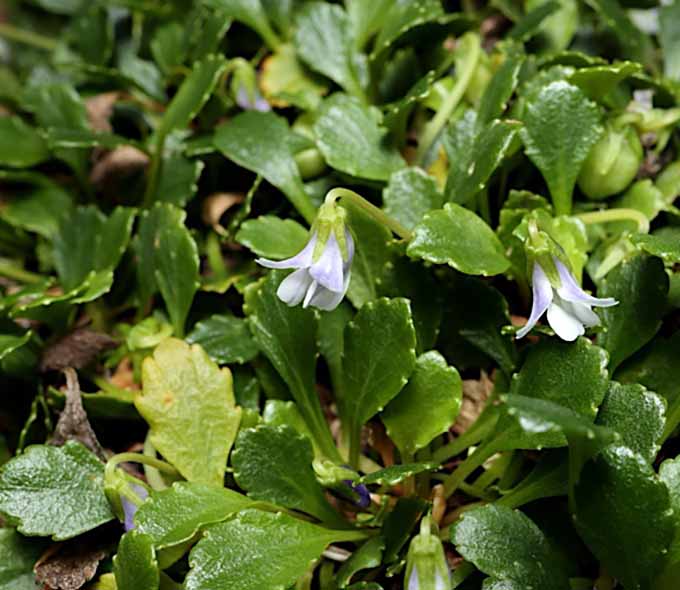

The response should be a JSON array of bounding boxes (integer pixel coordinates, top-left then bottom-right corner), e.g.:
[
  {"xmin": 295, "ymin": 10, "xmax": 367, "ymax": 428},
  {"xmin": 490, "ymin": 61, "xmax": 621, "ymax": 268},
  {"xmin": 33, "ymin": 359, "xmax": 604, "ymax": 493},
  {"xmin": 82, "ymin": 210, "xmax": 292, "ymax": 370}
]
[
  {"xmin": 310, "ymin": 232, "xmax": 345, "ymax": 292},
  {"xmin": 547, "ymin": 301, "xmax": 585, "ymax": 341},
  {"xmin": 564, "ymin": 299, "xmax": 601, "ymax": 327},
  {"xmin": 435, "ymin": 570, "xmax": 450, "ymax": 590},
  {"xmin": 277, "ymin": 268, "xmax": 313, "ymax": 306},
  {"xmin": 256, "ymin": 232, "xmax": 317, "ymax": 270},
  {"xmin": 516, "ymin": 262, "xmax": 554, "ymax": 339},
  {"xmin": 554, "ymin": 258, "xmax": 617, "ymax": 308},
  {"xmin": 306, "ymin": 268, "xmax": 351, "ymax": 311},
  {"xmin": 408, "ymin": 566, "xmax": 420, "ymax": 590},
  {"xmin": 302, "ymin": 279, "xmax": 319, "ymax": 308}
]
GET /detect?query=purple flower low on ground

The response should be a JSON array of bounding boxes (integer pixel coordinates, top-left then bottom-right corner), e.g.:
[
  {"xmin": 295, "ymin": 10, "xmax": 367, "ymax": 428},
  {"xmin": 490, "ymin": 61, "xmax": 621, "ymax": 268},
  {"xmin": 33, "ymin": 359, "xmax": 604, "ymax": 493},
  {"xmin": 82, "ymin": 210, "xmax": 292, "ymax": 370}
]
[
  {"xmin": 121, "ymin": 483, "xmax": 149, "ymax": 531},
  {"xmin": 517, "ymin": 257, "xmax": 618, "ymax": 341}
]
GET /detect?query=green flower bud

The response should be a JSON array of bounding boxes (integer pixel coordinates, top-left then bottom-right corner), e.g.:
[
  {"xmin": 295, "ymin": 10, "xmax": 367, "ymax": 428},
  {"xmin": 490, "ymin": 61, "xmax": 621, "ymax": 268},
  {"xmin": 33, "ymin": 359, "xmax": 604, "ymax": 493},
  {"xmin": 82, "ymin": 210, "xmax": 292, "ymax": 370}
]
[
  {"xmin": 577, "ymin": 123, "xmax": 643, "ymax": 200},
  {"xmin": 404, "ymin": 516, "xmax": 450, "ymax": 590},
  {"xmin": 313, "ymin": 459, "xmax": 357, "ymax": 487}
]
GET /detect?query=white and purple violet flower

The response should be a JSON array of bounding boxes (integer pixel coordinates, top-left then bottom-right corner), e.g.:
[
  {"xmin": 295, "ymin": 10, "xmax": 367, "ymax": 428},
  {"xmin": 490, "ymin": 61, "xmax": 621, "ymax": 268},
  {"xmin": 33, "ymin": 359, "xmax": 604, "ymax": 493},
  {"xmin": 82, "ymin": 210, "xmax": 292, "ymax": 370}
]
[
  {"xmin": 256, "ymin": 228, "xmax": 354, "ymax": 312},
  {"xmin": 517, "ymin": 257, "xmax": 618, "ymax": 341}
]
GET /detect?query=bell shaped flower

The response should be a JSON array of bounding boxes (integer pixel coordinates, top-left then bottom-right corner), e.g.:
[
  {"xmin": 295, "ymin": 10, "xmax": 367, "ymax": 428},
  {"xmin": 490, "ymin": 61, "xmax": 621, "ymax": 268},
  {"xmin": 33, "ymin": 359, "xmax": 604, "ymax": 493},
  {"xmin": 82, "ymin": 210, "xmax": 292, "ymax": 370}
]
[
  {"xmin": 256, "ymin": 201, "xmax": 354, "ymax": 311},
  {"xmin": 517, "ymin": 257, "xmax": 617, "ymax": 341},
  {"xmin": 404, "ymin": 516, "xmax": 450, "ymax": 590}
]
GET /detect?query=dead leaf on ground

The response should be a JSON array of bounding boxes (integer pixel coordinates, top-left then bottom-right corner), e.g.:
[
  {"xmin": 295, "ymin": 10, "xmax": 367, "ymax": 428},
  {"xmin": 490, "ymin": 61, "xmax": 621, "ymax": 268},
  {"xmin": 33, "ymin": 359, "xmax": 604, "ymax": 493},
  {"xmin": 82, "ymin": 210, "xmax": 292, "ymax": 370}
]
[
  {"xmin": 85, "ymin": 92, "xmax": 119, "ymax": 132},
  {"xmin": 454, "ymin": 371, "xmax": 494, "ymax": 435},
  {"xmin": 50, "ymin": 368, "xmax": 107, "ymax": 461},
  {"xmin": 40, "ymin": 328, "xmax": 117, "ymax": 373},
  {"xmin": 202, "ymin": 192, "xmax": 244, "ymax": 235},
  {"xmin": 90, "ymin": 145, "xmax": 149, "ymax": 187},
  {"xmin": 109, "ymin": 356, "xmax": 139, "ymax": 390}
]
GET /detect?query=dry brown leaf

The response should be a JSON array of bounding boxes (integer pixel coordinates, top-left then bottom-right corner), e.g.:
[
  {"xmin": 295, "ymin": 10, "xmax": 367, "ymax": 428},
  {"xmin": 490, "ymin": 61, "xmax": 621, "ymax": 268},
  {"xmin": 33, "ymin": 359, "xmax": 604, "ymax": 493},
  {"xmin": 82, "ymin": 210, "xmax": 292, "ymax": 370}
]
[
  {"xmin": 40, "ymin": 328, "xmax": 117, "ymax": 373},
  {"xmin": 201, "ymin": 192, "xmax": 244, "ymax": 234},
  {"xmin": 85, "ymin": 92, "xmax": 119, "ymax": 132},
  {"xmin": 90, "ymin": 145, "xmax": 149, "ymax": 187},
  {"xmin": 454, "ymin": 372, "xmax": 494, "ymax": 435}
]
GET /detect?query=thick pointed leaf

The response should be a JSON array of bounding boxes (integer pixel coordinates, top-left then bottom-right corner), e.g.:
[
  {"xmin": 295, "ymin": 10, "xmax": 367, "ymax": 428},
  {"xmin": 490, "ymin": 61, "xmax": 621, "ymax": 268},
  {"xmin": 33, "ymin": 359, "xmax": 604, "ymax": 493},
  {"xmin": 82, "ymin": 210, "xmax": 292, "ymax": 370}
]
[
  {"xmin": 383, "ymin": 168, "xmax": 443, "ymax": 231},
  {"xmin": 113, "ymin": 531, "xmax": 159, "ymax": 590},
  {"xmin": 186, "ymin": 314, "xmax": 258, "ymax": 365},
  {"xmin": 135, "ymin": 338, "xmax": 242, "ymax": 487},
  {"xmin": 0, "ymin": 528, "xmax": 45, "ymax": 589},
  {"xmin": 235, "ymin": 216, "xmax": 309, "ymax": 259},
  {"xmin": 0, "ymin": 117, "xmax": 49, "ymax": 168}
]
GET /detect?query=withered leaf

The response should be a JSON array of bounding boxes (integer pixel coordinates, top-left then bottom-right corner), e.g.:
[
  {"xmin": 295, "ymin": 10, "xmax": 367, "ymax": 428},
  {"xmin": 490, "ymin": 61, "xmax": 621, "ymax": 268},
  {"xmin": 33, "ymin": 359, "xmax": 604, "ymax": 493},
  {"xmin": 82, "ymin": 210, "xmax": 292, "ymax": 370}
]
[{"xmin": 40, "ymin": 328, "xmax": 117, "ymax": 373}]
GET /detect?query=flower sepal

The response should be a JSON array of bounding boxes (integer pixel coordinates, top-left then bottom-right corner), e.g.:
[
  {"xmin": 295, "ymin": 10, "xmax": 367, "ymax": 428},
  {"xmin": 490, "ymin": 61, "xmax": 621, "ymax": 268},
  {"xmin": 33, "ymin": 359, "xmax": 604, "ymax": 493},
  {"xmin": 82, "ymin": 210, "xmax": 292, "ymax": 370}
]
[{"xmin": 404, "ymin": 516, "xmax": 450, "ymax": 590}]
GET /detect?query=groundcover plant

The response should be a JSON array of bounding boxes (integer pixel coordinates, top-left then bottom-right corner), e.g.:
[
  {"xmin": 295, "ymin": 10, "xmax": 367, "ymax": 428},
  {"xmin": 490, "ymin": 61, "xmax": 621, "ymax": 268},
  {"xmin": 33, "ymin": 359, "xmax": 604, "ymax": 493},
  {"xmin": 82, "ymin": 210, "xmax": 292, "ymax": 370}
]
[{"xmin": 1, "ymin": 0, "xmax": 680, "ymax": 588}]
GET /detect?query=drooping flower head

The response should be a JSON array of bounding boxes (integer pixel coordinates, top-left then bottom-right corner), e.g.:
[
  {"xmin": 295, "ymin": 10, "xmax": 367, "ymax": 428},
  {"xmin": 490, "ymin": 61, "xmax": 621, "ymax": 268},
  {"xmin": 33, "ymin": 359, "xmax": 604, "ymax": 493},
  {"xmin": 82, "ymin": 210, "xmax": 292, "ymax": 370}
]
[
  {"xmin": 404, "ymin": 516, "xmax": 450, "ymax": 590},
  {"xmin": 256, "ymin": 196, "xmax": 354, "ymax": 311}
]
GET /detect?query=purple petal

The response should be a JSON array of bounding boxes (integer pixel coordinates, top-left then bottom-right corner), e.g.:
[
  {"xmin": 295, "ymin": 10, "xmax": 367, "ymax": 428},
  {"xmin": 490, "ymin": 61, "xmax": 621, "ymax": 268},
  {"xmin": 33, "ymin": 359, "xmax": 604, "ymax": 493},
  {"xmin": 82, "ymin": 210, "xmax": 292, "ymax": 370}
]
[
  {"xmin": 256, "ymin": 233, "xmax": 317, "ymax": 270},
  {"xmin": 547, "ymin": 301, "xmax": 585, "ymax": 341},
  {"xmin": 305, "ymin": 269, "xmax": 351, "ymax": 311},
  {"xmin": 408, "ymin": 566, "xmax": 420, "ymax": 590},
  {"xmin": 516, "ymin": 262, "xmax": 554, "ymax": 339},
  {"xmin": 344, "ymin": 229, "xmax": 355, "ymax": 267},
  {"xmin": 309, "ymin": 232, "xmax": 345, "ymax": 292},
  {"xmin": 122, "ymin": 484, "xmax": 148, "ymax": 531},
  {"xmin": 277, "ymin": 268, "xmax": 314, "ymax": 306},
  {"xmin": 554, "ymin": 258, "xmax": 617, "ymax": 308},
  {"xmin": 561, "ymin": 298, "xmax": 601, "ymax": 327},
  {"xmin": 236, "ymin": 86, "xmax": 271, "ymax": 112}
]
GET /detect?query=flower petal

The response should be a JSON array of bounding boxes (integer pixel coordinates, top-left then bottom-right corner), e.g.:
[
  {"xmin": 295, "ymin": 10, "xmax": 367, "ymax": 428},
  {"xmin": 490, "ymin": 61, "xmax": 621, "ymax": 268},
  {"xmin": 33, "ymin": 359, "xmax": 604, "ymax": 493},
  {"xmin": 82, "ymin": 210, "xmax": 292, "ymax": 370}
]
[
  {"xmin": 563, "ymin": 298, "xmax": 601, "ymax": 327},
  {"xmin": 516, "ymin": 262, "xmax": 554, "ymax": 339},
  {"xmin": 547, "ymin": 301, "xmax": 585, "ymax": 341},
  {"xmin": 435, "ymin": 570, "xmax": 450, "ymax": 590},
  {"xmin": 122, "ymin": 484, "xmax": 148, "ymax": 531},
  {"xmin": 310, "ymin": 232, "xmax": 345, "ymax": 292},
  {"xmin": 408, "ymin": 566, "xmax": 419, "ymax": 590},
  {"xmin": 256, "ymin": 233, "xmax": 317, "ymax": 270},
  {"xmin": 307, "ymin": 268, "xmax": 352, "ymax": 311},
  {"xmin": 277, "ymin": 268, "xmax": 314, "ymax": 306},
  {"xmin": 554, "ymin": 258, "xmax": 617, "ymax": 308}
]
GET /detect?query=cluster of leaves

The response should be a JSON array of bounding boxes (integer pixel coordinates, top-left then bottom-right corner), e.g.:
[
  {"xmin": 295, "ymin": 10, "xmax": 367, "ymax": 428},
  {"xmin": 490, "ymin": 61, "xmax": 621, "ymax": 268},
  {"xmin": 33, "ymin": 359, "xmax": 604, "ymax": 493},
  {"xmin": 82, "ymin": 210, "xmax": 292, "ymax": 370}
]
[{"xmin": 1, "ymin": 0, "xmax": 680, "ymax": 589}]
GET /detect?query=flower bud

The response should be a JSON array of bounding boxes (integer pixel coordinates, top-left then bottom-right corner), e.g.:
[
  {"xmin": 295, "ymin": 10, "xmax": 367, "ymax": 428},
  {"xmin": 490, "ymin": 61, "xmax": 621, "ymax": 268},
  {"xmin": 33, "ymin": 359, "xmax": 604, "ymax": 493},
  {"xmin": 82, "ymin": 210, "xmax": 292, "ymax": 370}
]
[
  {"xmin": 577, "ymin": 122, "xmax": 642, "ymax": 200},
  {"xmin": 404, "ymin": 517, "xmax": 450, "ymax": 590}
]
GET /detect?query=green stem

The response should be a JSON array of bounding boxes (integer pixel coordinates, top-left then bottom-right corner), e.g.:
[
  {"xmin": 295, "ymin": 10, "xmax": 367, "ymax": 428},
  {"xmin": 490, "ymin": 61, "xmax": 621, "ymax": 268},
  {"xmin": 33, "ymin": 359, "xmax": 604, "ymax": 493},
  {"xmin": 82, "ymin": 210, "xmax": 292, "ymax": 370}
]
[
  {"xmin": 142, "ymin": 134, "xmax": 165, "ymax": 208},
  {"xmin": 0, "ymin": 259, "xmax": 44, "ymax": 284},
  {"xmin": 662, "ymin": 396, "xmax": 680, "ymax": 442},
  {"xmin": 143, "ymin": 435, "xmax": 169, "ymax": 490},
  {"xmin": 430, "ymin": 407, "xmax": 499, "ymax": 465},
  {"xmin": 0, "ymin": 23, "xmax": 58, "ymax": 51},
  {"xmin": 575, "ymin": 208, "xmax": 650, "ymax": 233},
  {"xmin": 442, "ymin": 440, "xmax": 498, "ymax": 498},
  {"xmin": 415, "ymin": 34, "xmax": 481, "ymax": 164},
  {"xmin": 105, "ymin": 452, "xmax": 179, "ymax": 487},
  {"xmin": 326, "ymin": 188, "xmax": 413, "ymax": 240}
]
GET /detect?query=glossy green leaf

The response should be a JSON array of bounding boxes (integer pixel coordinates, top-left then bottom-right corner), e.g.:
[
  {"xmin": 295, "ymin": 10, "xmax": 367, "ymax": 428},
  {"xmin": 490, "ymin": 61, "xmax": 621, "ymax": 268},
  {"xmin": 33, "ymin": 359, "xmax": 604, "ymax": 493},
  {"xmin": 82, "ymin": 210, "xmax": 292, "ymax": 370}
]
[
  {"xmin": 520, "ymin": 80, "xmax": 602, "ymax": 215},
  {"xmin": 339, "ymin": 298, "xmax": 417, "ymax": 463},
  {"xmin": 0, "ymin": 528, "xmax": 44, "ymax": 590},
  {"xmin": 0, "ymin": 441, "xmax": 114, "ymax": 540},
  {"xmin": 383, "ymin": 168, "xmax": 443, "ymax": 231},
  {"xmin": 477, "ymin": 48, "xmax": 525, "ymax": 127},
  {"xmin": 633, "ymin": 227, "xmax": 680, "ymax": 265},
  {"xmin": 114, "ymin": 531, "xmax": 159, "ymax": 590},
  {"xmin": 244, "ymin": 271, "xmax": 337, "ymax": 460},
  {"xmin": 407, "ymin": 203, "xmax": 510, "ymax": 276},
  {"xmin": 317, "ymin": 302, "xmax": 353, "ymax": 395},
  {"xmin": 359, "ymin": 463, "xmax": 439, "ymax": 486},
  {"xmin": 452, "ymin": 504, "xmax": 570, "ymax": 590},
  {"xmin": 187, "ymin": 314, "xmax": 258, "ymax": 365},
  {"xmin": 135, "ymin": 482, "xmax": 255, "ymax": 549},
  {"xmin": 596, "ymin": 382, "xmax": 665, "ymax": 464},
  {"xmin": 598, "ymin": 254, "xmax": 669, "ymax": 371},
  {"xmin": 185, "ymin": 509, "xmax": 365, "ymax": 590},
  {"xmin": 657, "ymin": 457, "xmax": 680, "ymax": 588},
  {"xmin": 1, "ymin": 184, "xmax": 72, "ymax": 239},
  {"xmin": 53, "ymin": 205, "xmax": 135, "ymax": 291},
  {"xmin": 235, "ymin": 216, "xmax": 309, "ymax": 259},
  {"xmin": 0, "ymin": 117, "xmax": 49, "ymax": 168},
  {"xmin": 134, "ymin": 203, "xmax": 199, "ymax": 337},
  {"xmin": 158, "ymin": 55, "xmax": 227, "ymax": 137},
  {"xmin": 135, "ymin": 338, "xmax": 242, "ymax": 487},
  {"xmin": 203, "ymin": 0, "xmax": 280, "ymax": 49},
  {"xmin": 347, "ymin": 0, "xmax": 392, "ymax": 49},
  {"xmin": 574, "ymin": 446, "xmax": 674, "ymax": 590},
  {"xmin": 381, "ymin": 351, "xmax": 462, "ymax": 455},
  {"xmin": 336, "ymin": 537, "xmax": 385, "ymax": 588},
  {"xmin": 567, "ymin": 61, "xmax": 642, "ymax": 101},
  {"xmin": 314, "ymin": 93, "xmax": 405, "ymax": 181},
  {"xmin": 294, "ymin": 3, "xmax": 365, "ymax": 98},
  {"xmin": 233, "ymin": 425, "xmax": 341, "ymax": 524},
  {"xmin": 660, "ymin": 1, "xmax": 680, "ymax": 81},
  {"xmin": 508, "ymin": 1, "xmax": 561, "ymax": 41},
  {"xmin": 154, "ymin": 153, "xmax": 203, "ymax": 207},
  {"xmin": 214, "ymin": 111, "xmax": 315, "ymax": 222}
]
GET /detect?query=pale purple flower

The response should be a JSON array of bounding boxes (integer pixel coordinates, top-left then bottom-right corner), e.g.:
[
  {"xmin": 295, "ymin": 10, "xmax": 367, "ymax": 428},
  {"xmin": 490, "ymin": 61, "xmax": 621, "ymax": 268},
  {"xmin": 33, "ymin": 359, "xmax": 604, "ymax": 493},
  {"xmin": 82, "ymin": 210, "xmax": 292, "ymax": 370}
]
[
  {"xmin": 121, "ymin": 484, "xmax": 148, "ymax": 531},
  {"xmin": 517, "ymin": 257, "xmax": 618, "ymax": 341},
  {"xmin": 256, "ymin": 230, "xmax": 354, "ymax": 311},
  {"xmin": 408, "ymin": 565, "xmax": 449, "ymax": 590},
  {"xmin": 236, "ymin": 85, "xmax": 271, "ymax": 112}
]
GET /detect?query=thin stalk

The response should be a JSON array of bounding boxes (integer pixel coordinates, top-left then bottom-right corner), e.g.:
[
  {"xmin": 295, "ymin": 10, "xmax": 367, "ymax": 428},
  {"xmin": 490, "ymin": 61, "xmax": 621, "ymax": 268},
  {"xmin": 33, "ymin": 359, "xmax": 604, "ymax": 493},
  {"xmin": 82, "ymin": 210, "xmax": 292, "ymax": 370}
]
[
  {"xmin": 0, "ymin": 23, "xmax": 57, "ymax": 51},
  {"xmin": 105, "ymin": 451, "xmax": 179, "ymax": 487},
  {"xmin": 142, "ymin": 134, "xmax": 165, "ymax": 208},
  {"xmin": 430, "ymin": 407, "xmax": 499, "ymax": 465},
  {"xmin": 326, "ymin": 188, "xmax": 413, "ymax": 240},
  {"xmin": 0, "ymin": 259, "xmax": 44, "ymax": 284},
  {"xmin": 143, "ymin": 435, "xmax": 169, "ymax": 490},
  {"xmin": 442, "ymin": 440, "xmax": 498, "ymax": 498},
  {"xmin": 575, "ymin": 208, "xmax": 650, "ymax": 234}
]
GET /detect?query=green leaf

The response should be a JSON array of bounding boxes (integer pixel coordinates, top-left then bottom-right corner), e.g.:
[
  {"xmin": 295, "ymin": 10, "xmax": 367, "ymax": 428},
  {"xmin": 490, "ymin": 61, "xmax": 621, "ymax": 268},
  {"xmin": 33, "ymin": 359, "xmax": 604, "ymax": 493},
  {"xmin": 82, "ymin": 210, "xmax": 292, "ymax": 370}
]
[
  {"xmin": 135, "ymin": 338, "xmax": 242, "ymax": 487},
  {"xmin": 359, "ymin": 463, "xmax": 439, "ymax": 486},
  {"xmin": 0, "ymin": 117, "xmax": 49, "ymax": 168},
  {"xmin": 135, "ymin": 482, "xmax": 255, "ymax": 549},
  {"xmin": 339, "ymin": 298, "xmax": 417, "ymax": 464},
  {"xmin": 381, "ymin": 351, "xmax": 462, "ymax": 455},
  {"xmin": 598, "ymin": 254, "xmax": 669, "ymax": 371},
  {"xmin": 134, "ymin": 204, "xmax": 200, "ymax": 337},
  {"xmin": 53, "ymin": 206, "xmax": 135, "ymax": 291},
  {"xmin": 314, "ymin": 93, "xmax": 405, "ymax": 181},
  {"xmin": 633, "ymin": 227, "xmax": 680, "ymax": 265},
  {"xmin": 508, "ymin": 1, "xmax": 561, "ymax": 42},
  {"xmin": 446, "ymin": 119, "xmax": 521, "ymax": 205},
  {"xmin": 186, "ymin": 314, "xmax": 259, "ymax": 365},
  {"xmin": 336, "ymin": 537, "xmax": 385, "ymax": 588},
  {"xmin": 407, "ymin": 203, "xmax": 510, "ymax": 276},
  {"xmin": 574, "ymin": 446, "xmax": 674, "ymax": 590},
  {"xmin": 0, "ymin": 528, "xmax": 45, "ymax": 590},
  {"xmin": 596, "ymin": 382, "xmax": 665, "ymax": 464},
  {"xmin": 203, "ymin": 0, "xmax": 280, "ymax": 49},
  {"xmin": 232, "ymin": 425, "xmax": 341, "ymax": 524},
  {"xmin": 452, "ymin": 504, "xmax": 570, "ymax": 590},
  {"xmin": 1, "ymin": 183, "xmax": 72, "ymax": 239},
  {"xmin": 567, "ymin": 61, "xmax": 642, "ymax": 102},
  {"xmin": 317, "ymin": 302, "xmax": 353, "ymax": 395},
  {"xmin": 114, "ymin": 531, "xmax": 159, "ymax": 590},
  {"xmin": 158, "ymin": 55, "xmax": 227, "ymax": 137},
  {"xmin": 0, "ymin": 441, "xmax": 115, "ymax": 540},
  {"xmin": 294, "ymin": 3, "xmax": 365, "ymax": 98},
  {"xmin": 235, "ymin": 216, "xmax": 309, "ymax": 259},
  {"xmin": 154, "ymin": 153, "xmax": 204, "ymax": 207},
  {"xmin": 347, "ymin": 0, "xmax": 392, "ymax": 49},
  {"xmin": 383, "ymin": 168, "xmax": 444, "ymax": 231},
  {"xmin": 244, "ymin": 271, "xmax": 337, "ymax": 460},
  {"xmin": 477, "ymin": 47, "xmax": 525, "ymax": 127},
  {"xmin": 660, "ymin": 1, "xmax": 680, "ymax": 81},
  {"xmin": 214, "ymin": 111, "xmax": 315, "ymax": 223},
  {"xmin": 185, "ymin": 509, "xmax": 365, "ymax": 590},
  {"xmin": 658, "ymin": 457, "xmax": 680, "ymax": 588},
  {"xmin": 520, "ymin": 80, "xmax": 603, "ymax": 214},
  {"xmin": 382, "ymin": 497, "xmax": 427, "ymax": 562}
]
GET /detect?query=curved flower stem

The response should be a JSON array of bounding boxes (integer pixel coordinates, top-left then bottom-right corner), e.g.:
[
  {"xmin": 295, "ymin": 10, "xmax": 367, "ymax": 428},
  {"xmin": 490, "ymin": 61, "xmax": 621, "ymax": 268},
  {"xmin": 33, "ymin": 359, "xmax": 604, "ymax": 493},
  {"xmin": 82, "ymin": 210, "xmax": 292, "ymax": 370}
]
[
  {"xmin": 105, "ymin": 452, "xmax": 180, "ymax": 487},
  {"xmin": 0, "ymin": 23, "xmax": 57, "ymax": 51},
  {"xmin": 325, "ymin": 188, "xmax": 413, "ymax": 241},
  {"xmin": 442, "ymin": 441, "xmax": 497, "ymax": 498},
  {"xmin": 575, "ymin": 208, "xmax": 650, "ymax": 233}
]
